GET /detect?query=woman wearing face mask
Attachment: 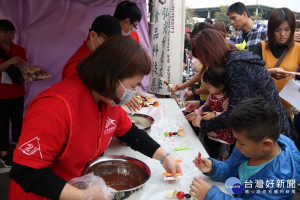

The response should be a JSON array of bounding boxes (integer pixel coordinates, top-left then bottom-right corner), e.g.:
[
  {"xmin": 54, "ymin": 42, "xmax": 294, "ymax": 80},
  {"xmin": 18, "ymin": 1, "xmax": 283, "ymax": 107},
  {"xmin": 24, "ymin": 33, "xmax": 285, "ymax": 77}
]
[
  {"xmin": 253, "ymin": 8, "xmax": 300, "ymax": 116},
  {"xmin": 8, "ymin": 36, "xmax": 181, "ymax": 200}
]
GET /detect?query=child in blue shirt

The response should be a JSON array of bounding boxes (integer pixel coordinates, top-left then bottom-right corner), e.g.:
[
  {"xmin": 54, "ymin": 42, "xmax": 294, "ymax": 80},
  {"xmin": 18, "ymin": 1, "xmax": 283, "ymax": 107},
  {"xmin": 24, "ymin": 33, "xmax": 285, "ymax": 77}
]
[{"xmin": 190, "ymin": 98, "xmax": 300, "ymax": 200}]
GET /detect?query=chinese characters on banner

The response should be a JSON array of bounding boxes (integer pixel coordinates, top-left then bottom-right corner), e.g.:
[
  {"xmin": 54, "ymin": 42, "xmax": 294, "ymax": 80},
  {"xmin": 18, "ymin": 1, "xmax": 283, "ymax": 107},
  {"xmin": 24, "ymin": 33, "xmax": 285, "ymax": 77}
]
[
  {"xmin": 244, "ymin": 179, "xmax": 296, "ymax": 195},
  {"xmin": 148, "ymin": 0, "xmax": 185, "ymax": 95}
]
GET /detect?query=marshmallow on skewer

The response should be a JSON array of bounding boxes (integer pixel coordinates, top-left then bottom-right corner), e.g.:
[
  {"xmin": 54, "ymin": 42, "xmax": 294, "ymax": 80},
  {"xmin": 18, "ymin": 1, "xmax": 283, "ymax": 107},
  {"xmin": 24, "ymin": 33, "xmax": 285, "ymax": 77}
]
[{"xmin": 160, "ymin": 77, "xmax": 173, "ymax": 89}]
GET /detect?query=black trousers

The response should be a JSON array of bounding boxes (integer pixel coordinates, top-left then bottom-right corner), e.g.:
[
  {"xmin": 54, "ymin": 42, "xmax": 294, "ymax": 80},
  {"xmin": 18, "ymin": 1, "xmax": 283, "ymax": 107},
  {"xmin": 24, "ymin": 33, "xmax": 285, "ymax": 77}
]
[
  {"xmin": 204, "ymin": 134, "xmax": 235, "ymax": 159},
  {"xmin": 0, "ymin": 96, "xmax": 24, "ymax": 151},
  {"xmin": 204, "ymin": 134, "xmax": 222, "ymax": 158}
]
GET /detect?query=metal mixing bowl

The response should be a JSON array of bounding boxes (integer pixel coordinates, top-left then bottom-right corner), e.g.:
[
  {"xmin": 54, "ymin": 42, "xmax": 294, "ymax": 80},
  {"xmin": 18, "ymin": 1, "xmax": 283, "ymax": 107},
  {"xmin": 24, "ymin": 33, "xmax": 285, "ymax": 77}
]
[
  {"xmin": 84, "ymin": 156, "xmax": 151, "ymax": 200},
  {"xmin": 128, "ymin": 113, "xmax": 154, "ymax": 132}
]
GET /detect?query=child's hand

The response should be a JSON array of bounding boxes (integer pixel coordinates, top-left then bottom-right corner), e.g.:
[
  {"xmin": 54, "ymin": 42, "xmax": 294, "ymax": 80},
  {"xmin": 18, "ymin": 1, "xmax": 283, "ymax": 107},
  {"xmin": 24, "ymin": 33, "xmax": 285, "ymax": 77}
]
[
  {"xmin": 186, "ymin": 112, "xmax": 196, "ymax": 121},
  {"xmin": 192, "ymin": 115, "xmax": 201, "ymax": 128},
  {"xmin": 189, "ymin": 177, "xmax": 212, "ymax": 200},
  {"xmin": 184, "ymin": 101, "xmax": 200, "ymax": 112},
  {"xmin": 202, "ymin": 112, "xmax": 216, "ymax": 120},
  {"xmin": 193, "ymin": 157, "xmax": 212, "ymax": 173}
]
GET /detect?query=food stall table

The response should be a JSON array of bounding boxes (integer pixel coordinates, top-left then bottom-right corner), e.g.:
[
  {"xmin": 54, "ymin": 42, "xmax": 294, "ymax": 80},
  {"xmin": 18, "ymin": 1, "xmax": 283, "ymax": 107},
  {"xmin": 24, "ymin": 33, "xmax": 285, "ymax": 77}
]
[{"xmin": 104, "ymin": 98, "xmax": 228, "ymax": 199}]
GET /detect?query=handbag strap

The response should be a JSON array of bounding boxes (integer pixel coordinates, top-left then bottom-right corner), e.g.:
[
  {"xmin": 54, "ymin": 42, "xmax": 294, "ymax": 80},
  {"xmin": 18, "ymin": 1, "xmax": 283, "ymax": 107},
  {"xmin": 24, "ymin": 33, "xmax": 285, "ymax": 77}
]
[{"xmin": 273, "ymin": 48, "xmax": 289, "ymax": 68}]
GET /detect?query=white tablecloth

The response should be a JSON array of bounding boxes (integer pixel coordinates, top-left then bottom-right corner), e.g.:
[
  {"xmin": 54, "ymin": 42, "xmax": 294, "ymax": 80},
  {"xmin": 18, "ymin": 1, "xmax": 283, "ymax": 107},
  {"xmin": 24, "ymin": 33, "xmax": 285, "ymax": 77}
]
[{"xmin": 104, "ymin": 98, "xmax": 227, "ymax": 199}]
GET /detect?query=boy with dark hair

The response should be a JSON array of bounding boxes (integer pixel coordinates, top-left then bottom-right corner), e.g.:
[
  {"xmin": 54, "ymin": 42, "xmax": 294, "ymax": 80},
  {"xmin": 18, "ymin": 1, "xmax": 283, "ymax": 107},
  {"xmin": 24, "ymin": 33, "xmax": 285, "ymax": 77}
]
[
  {"xmin": 189, "ymin": 98, "xmax": 300, "ymax": 200},
  {"xmin": 227, "ymin": 2, "xmax": 267, "ymax": 52},
  {"xmin": 114, "ymin": 0, "xmax": 142, "ymax": 41},
  {"xmin": 0, "ymin": 19, "xmax": 27, "ymax": 167}
]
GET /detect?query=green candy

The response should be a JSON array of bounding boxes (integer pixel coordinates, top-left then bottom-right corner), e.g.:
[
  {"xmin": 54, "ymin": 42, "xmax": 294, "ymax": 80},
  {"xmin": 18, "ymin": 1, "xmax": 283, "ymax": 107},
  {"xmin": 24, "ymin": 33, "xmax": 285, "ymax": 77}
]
[{"xmin": 175, "ymin": 146, "xmax": 190, "ymax": 151}]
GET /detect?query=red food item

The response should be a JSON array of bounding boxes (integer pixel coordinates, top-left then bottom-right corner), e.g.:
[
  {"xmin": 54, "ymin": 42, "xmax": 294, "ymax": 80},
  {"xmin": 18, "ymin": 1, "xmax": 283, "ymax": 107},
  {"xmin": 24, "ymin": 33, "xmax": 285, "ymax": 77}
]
[
  {"xmin": 198, "ymin": 152, "xmax": 202, "ymax": 165},
  {"xmin": 164, "ymin": 80, "xmax": 168, "ymax": 84},
  {"xmin": 176, "ymin": 191, "xmax": 185, "ymax": 199},
  {"xmin": 169, "ymin": 132, "xmax": 173, "ymax": 137}
]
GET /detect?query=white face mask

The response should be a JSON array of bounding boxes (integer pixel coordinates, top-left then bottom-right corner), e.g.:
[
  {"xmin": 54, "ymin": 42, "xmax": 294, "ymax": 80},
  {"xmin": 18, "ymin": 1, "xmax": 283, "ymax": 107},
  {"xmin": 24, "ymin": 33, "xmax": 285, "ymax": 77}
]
[
  {"xmin": 122, "ymin": 30, "xmax": 131, "ymax": 36},
  {"xmin": 122, "ymin": 23, "xmax": 132, "ymax": 36},
  {"xmin": 91, "ymin": 36, "xmax": 102, "ymax": 51},
  {"xmin": 110, "ymin": 79, "xmax": 137, "ymax": 106}
]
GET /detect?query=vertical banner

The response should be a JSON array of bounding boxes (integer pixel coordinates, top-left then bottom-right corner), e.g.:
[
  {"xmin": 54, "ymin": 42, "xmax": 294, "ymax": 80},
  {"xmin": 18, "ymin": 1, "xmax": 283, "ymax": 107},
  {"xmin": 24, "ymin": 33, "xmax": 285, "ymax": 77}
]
[{"xmin": 148, "ymin": 0, "xmax": 186, "ymax": 95}]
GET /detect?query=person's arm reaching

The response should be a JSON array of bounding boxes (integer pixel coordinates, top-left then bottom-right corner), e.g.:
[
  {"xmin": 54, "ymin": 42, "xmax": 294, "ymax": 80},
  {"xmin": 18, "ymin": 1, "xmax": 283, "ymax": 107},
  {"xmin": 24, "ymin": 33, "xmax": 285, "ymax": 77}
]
[
  {"xmin": 117, "ymin": 123, "xmax": 160, "ymax": 157},
  {"xmin": 173, "ymin": 72, "xmax": 202, "ymax": 92},
  {"xmin": 200, "ymin": 62, "xmax": 252, "ymax": 133},
  {"xmin": 117, "ymin": 123, "xmax": 181, "ymax": 177}
]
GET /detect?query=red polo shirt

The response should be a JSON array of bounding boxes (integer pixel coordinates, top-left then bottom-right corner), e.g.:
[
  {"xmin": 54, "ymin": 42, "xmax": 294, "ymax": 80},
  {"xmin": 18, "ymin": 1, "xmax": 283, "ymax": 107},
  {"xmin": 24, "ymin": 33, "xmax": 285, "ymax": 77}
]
[
  {"xmin": 0, "ymin": 43, "xmax": 27, "ymax": 99},
  {"xmin": 61, "ymin": 33, "xmax": 139, "ymax": 80},
  {"xmin": 61, "ymin": 40, "xmax": 91, "ymax": 80},
  {"xmin": 9, "ymin": 75, "xmax": 132, "ymax": 200}
]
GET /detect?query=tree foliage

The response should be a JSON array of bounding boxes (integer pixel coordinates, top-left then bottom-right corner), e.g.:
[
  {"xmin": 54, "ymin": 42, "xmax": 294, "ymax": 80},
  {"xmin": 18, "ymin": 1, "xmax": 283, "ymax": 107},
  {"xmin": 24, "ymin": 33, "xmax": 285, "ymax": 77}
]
[
  {"xmin": 250, "ymin": 9, "xmax": 264, "ymax": 20},
  {"xmin": 214, "ymin": 6, "xmax": 230, "ymax": 25},
  {"xmin": 185, "ymin": 7, "xmax": 195, "ymax": 29}
]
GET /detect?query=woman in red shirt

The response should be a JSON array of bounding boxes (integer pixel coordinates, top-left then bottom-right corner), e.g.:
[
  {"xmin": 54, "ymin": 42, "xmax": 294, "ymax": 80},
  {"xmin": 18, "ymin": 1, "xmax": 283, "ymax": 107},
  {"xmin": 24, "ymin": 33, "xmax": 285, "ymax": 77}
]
[{"xmin": 9, "ymin": 36, "xmax": 181, "ymax": 200}]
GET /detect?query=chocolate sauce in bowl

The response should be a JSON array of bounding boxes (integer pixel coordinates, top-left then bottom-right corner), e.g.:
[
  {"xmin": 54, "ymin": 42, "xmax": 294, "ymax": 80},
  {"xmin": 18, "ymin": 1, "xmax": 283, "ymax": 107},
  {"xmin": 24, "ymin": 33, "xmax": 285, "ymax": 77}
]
[{"xmin": 86, "ymin": 160, "xmax": 149, "ymax": 191}]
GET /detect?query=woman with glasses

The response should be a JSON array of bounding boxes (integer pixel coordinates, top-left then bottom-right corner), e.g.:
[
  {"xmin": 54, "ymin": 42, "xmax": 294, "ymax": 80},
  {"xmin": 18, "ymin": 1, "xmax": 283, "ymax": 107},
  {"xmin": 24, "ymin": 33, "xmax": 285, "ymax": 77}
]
[{"xmin": 9, "ymin": 36, "xmax": 181, "ymax": 200}]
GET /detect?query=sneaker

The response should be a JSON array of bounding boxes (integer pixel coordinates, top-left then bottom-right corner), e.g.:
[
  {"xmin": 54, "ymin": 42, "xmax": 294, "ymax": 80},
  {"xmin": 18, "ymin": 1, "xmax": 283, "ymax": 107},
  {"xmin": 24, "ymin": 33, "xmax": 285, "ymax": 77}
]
[{"xmin": 1, "ymin": 154, "xmax": 12, "ymax": 168}]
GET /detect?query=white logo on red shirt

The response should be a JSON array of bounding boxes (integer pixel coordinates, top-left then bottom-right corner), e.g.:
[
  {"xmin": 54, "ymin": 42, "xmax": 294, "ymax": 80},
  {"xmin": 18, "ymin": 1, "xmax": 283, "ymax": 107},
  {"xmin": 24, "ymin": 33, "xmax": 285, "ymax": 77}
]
[
  {"xmin": 104, "ymin": 117, "xmax": 117, "ymax": 135},
  {"xmin": 18, "ymin": 137, "xmax": 43, "ymax": 159},
  {"xmin": 105, "ymin": 117, "xmax": 116, "ymax": 128}
]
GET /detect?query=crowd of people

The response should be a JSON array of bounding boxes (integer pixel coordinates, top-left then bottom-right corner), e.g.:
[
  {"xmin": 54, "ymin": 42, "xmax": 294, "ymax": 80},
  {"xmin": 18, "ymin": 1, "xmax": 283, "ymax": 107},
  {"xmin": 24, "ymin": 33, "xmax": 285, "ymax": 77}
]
[
  {"xmin": 0, "ymin": 1, "xmax": 300, "ymax": 200},
  {"xmin": 179, "ymin": 2, "xmax": 300, "ymax": 199}
]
